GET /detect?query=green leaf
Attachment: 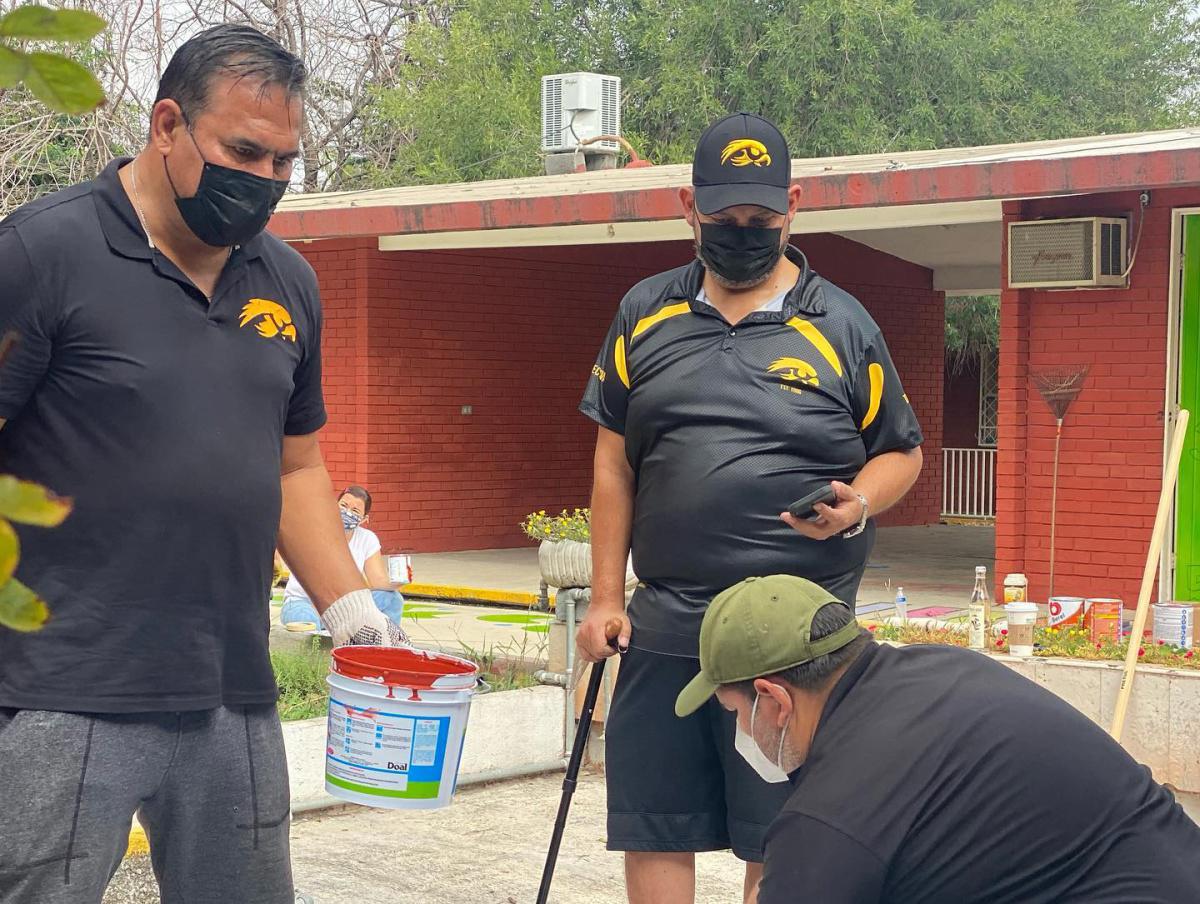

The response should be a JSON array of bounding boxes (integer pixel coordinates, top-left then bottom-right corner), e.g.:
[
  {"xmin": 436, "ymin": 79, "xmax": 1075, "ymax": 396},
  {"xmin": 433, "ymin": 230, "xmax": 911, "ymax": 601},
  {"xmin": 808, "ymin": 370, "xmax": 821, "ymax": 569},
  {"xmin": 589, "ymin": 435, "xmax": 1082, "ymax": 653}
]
[
  {"xmin": 0, "ymin": 578, "xmax": 48, "ymax": 632},
  {"xmin": 21, "ymin": 51, "xmax": 103, "ymax": 115},
  {"xmin": 0, "ymin": 6, "xmax": 106, "ymax": 42},
  {"xmin": 0, "ymin": 44, "xmax": 28, "ymax": 87},
  {"xmin": 0, "ymin": 475, "xmax": 71, "ymax": 526},
  {"xmin": 0, "ymin": 520, "xmax": 17, "ymax": 587}
]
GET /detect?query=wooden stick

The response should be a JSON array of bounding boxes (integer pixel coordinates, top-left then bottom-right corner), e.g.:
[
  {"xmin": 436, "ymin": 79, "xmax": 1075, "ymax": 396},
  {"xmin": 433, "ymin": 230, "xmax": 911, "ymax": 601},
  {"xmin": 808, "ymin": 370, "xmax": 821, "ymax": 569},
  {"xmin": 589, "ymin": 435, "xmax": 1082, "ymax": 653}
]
[
  {"xmin": 1049, "ymin": 419, "xmax": 1063, "ymax": 600},
  {"xmin": 1110, "ymin": 408, "xmax": 1190, "ymax": 741}
]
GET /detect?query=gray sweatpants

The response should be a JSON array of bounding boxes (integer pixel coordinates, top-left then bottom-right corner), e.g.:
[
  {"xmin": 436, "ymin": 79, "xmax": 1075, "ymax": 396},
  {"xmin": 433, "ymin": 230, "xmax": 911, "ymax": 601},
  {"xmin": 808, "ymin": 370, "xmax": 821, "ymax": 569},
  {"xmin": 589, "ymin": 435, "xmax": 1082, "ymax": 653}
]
[{"xmin": 0, "ymin": 705, "xmax": 293, "ymax": 904}]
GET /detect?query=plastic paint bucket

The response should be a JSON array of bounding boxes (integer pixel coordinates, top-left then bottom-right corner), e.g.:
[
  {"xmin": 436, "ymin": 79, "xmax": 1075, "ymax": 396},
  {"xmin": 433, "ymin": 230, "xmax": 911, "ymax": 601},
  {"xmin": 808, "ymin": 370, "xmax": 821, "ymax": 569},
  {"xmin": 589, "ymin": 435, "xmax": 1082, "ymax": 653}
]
[
  {"xmin": 1005, "ymin": 602, "xmax": 1038, "ymax": 656},
  {"xmin": 1086, "ymin": 599, "xmax": 1123, "ymax": 645},
  {"xmin": 1048, "ymin": 596, "xmax": 1086, "ymax": 630},
  {"xmin": 1152, "ymin": 604, "xmax": 1195, "ymax": 649},
  {"xmin": 326, "ymin": 646, "xmax": 479, "ymax": 810}
]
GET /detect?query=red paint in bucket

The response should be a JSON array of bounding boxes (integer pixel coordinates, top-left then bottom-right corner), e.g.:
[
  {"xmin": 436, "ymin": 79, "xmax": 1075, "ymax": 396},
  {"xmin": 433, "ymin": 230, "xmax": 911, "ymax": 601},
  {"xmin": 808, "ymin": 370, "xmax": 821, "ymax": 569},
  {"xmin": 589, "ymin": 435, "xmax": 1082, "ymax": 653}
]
[{"xmin": 332, "ymin": 646, "xmax": 477, "ymax": 698}]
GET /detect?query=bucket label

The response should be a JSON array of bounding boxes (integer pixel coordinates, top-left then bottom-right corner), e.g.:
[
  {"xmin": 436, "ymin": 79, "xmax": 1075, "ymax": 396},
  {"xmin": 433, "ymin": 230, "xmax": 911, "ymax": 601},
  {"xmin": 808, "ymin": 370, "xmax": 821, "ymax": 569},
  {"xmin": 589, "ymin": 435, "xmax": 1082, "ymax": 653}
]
[{"xmin": 326, "ymin": 697, "xmax": 451, "ymax": 799}]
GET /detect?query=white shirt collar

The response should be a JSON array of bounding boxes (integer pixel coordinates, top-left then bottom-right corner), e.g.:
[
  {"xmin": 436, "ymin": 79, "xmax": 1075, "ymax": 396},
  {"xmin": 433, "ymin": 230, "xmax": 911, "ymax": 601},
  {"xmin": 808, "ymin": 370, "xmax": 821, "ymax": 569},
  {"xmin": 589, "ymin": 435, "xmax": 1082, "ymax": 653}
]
[{"xmin": 696, "ymin": 286, "xmax": 788, "ymax": 313}]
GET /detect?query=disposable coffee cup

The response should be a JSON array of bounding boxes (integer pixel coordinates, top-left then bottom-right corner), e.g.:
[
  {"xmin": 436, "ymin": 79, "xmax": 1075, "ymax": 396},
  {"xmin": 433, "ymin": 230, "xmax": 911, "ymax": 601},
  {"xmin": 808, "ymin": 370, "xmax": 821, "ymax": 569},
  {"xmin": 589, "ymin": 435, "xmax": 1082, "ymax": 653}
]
[{"xmin": 1005, "ymin": 602, "xmax": 1038, "ymax": 656}]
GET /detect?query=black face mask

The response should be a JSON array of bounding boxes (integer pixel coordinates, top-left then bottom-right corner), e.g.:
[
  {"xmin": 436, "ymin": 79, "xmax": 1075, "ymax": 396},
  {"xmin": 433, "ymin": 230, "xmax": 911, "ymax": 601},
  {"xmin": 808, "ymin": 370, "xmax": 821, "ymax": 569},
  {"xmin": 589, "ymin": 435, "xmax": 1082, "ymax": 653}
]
[
  {"xmin": 697, "ymin": 222, "xmax": 785, "ymax": 285},
  {"xmin": 165, "ymin": 128, "xmax": 289, "ymax": 248}
]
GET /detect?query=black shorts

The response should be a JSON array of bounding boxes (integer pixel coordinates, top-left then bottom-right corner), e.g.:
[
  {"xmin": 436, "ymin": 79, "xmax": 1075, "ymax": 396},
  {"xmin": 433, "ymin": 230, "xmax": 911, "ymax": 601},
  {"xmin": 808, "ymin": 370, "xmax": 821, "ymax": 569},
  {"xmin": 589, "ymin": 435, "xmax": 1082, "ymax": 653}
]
[{"xmin": 605, "ymin": 645, "xmax": 791, "ymax": 862}]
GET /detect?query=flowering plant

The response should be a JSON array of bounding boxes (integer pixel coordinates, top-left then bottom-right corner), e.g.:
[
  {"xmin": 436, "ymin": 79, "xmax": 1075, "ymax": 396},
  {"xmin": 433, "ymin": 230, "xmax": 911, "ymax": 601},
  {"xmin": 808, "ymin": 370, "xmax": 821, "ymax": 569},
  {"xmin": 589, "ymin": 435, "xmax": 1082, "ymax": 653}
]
[{"xmin": 521, "ymin": 508, "xmax": 590, "ymax": 543}]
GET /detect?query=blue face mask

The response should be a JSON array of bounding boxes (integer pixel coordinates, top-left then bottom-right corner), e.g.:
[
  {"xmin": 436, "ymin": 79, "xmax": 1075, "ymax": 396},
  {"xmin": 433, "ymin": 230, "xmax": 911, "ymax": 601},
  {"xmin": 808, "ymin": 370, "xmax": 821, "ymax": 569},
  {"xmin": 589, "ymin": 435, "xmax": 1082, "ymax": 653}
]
[{"xmin": 340, "ymin": 508, "xmax": 363, "ymax": 531}]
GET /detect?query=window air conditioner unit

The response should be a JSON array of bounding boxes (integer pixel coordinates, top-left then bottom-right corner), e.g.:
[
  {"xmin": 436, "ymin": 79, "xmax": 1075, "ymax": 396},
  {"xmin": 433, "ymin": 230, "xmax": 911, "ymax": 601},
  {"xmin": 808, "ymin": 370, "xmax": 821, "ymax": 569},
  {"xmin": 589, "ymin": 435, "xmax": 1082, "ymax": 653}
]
[
  {"xmin": 1007, "ymin": 217, "xmax": 1127, "ymax": 289},
  {"xmin": 541, "ymin": 72, "xmax": 621, "ymax": 153}
]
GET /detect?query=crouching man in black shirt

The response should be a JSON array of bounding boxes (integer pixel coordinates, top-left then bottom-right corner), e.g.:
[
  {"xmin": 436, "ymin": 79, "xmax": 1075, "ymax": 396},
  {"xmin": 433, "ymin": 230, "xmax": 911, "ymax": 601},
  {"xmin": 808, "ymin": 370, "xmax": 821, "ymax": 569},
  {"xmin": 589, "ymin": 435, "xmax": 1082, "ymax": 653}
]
[{"xmin": 675, "ymin": 575, "xmax": 1200, "ymax": 904}]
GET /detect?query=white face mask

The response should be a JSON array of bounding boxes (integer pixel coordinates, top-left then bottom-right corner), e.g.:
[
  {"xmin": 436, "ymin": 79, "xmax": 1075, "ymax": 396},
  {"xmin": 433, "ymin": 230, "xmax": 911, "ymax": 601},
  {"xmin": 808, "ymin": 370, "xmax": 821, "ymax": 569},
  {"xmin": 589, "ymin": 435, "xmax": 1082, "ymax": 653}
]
[{"xmin": 734, "ymin": 696, "xmax": 790, "ymax": 783}]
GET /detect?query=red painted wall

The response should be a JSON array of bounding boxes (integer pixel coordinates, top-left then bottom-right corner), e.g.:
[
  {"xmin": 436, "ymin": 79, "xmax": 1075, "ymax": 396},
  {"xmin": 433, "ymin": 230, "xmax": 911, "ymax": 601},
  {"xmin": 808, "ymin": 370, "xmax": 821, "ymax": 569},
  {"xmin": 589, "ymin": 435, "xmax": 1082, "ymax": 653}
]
[
  {"xmin": 995, "ymin": 188, "xmax": 1200, "ymax": 603},
  {"xmin": 299, "ymin": 234, "xmax": 944, "ymax": 552}
]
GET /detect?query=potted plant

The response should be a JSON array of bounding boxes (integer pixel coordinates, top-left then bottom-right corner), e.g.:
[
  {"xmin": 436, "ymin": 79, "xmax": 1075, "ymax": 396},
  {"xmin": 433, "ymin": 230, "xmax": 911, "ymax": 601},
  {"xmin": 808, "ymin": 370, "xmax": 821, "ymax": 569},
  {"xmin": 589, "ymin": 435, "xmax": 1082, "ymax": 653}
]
[{"xmin": 522, "ymin": 508, "xmax": 591, "ymax": 589}]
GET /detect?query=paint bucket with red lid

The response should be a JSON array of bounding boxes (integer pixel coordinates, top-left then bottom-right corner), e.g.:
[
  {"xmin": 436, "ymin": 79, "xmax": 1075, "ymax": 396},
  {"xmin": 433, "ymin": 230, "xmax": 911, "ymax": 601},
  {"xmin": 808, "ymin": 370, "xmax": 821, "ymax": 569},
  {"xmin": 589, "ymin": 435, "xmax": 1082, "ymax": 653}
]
[{"xmin": 325, "ymin": 645, "xmax": 479, "ymax": 810}]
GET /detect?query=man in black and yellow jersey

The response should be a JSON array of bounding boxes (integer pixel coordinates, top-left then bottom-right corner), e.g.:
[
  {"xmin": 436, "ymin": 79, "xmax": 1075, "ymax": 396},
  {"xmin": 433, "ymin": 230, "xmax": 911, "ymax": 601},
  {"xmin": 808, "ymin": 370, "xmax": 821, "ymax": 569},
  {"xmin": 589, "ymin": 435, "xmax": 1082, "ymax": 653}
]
[{"xmin": 577, "ymin": 112, "xmax": 924, "ymax": 904}]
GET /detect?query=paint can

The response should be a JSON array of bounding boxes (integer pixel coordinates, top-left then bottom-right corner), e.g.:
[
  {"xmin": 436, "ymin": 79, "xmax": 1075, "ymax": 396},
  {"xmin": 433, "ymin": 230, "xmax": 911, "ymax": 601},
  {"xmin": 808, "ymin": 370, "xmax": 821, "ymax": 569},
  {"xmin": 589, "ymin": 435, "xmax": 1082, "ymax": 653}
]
[
  {"xmin": 1085, "ymin": 599, "xmax": 1123, "ymax": 645},
  {"xmin": 1004, "ymin": 602, "xmax": 1038, "ymax": 656},
  {"xmin": 1152, "ymin": 603, "xmax": 1195, "ymax": 649},
  {"xmin": 1003, "ymin": 574, "xmax": 1028, "ymax": 604},
  {"xmin": 386, "ymin": 553, "xmax": 414, "ymax": 586},
  {"xmin": 326, "ymin": 646, "xmax": 479, "ymax": 810},
  {"xmin": 1048, "ymin": 596, "xmax": 1087, "ymax": 630}
]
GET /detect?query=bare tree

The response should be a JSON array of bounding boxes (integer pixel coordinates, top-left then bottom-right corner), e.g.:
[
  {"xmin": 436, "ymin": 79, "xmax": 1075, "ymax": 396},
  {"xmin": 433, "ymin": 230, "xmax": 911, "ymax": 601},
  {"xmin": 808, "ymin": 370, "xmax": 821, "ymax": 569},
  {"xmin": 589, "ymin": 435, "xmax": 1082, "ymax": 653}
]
[
  {"xmin": 0, "ymin": 0, "xmax": 447, "ymax": 214},
  {"xmin": 168, "ymin": 0, "xmax": 447, "ymax": 191}
]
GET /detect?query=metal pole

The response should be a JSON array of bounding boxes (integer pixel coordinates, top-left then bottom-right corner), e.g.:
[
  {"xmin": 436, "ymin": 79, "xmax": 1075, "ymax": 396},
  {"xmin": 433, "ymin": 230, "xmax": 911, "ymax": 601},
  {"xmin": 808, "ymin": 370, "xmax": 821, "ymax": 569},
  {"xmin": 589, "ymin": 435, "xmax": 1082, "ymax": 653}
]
[
  {"xmin": 564, "ymin": 593, "xmax": 576, "ymax": 756},
  {"xmin": 536, "ymin": 655, "xmax": 607, "ymax": 904},
  {"xmin": 537, "ymin": 616, "xmax": 621, "ymax": 904}
]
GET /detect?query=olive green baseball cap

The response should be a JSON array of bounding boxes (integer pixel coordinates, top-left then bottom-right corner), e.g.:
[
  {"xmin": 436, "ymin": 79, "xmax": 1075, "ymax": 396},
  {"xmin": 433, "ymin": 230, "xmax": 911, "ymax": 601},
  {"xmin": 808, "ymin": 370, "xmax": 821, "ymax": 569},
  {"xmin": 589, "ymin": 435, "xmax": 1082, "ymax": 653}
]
[{"xmin": 674, "ymin": 575, "xmax": 859, "ymax": 717}]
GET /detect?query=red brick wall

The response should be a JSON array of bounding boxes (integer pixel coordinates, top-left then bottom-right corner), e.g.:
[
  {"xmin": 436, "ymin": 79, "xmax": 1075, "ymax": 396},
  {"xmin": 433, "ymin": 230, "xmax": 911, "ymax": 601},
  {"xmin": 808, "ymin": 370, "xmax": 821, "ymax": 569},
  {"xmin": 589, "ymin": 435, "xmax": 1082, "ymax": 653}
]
[
  {"xmin": 302, "ymin": 239, "xmax": 372, "ymax": 480},
  {"xmin": 995, "ymin": 188, "xmax": 1200, "ymax": 603},
  {"xmin": 299, "ymin": 234, "xmax": 943, "ymax": 552}
]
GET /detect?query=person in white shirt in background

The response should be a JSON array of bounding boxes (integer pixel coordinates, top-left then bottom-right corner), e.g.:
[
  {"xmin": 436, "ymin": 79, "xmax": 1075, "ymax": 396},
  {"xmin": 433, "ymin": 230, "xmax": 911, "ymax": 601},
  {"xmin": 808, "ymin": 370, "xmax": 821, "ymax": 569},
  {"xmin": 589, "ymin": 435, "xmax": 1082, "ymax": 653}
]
[{"xmin": 280, "ymin": 485, "xmax": 406, "ymax": 632}]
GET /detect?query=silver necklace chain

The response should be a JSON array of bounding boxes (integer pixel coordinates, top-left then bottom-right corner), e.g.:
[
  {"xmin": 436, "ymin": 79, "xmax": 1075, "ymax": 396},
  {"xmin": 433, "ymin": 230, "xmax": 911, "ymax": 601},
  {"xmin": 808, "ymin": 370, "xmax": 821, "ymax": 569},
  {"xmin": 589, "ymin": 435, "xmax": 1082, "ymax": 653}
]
[{"xmin": 129, "ymin": 159, "xmax": 156, "ymax": 250}]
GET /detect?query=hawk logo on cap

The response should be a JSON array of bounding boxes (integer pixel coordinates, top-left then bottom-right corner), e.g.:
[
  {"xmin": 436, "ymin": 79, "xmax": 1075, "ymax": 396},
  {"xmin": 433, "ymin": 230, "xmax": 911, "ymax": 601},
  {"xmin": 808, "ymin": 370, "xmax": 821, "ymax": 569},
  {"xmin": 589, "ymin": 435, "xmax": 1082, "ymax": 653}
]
[
  {"xmin": 720, "ymin": 138, "xmax": 772, "ymax": 168},
  {"xmin": 239, "ymin": 299, "xmax": 298, "ymax": 342},
  {"xmin": 769, "ymin": 357, "xmax": 819, "ymax": 393}
]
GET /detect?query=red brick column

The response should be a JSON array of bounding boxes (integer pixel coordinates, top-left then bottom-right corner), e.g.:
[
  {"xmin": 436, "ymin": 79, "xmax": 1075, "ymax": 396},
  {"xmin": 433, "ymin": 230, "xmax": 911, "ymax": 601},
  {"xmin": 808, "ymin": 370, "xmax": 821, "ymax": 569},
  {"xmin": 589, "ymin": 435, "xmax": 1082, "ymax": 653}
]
[{"xmin": 995, "ymin": 201, "xmax": 1032, "ymax": 598}]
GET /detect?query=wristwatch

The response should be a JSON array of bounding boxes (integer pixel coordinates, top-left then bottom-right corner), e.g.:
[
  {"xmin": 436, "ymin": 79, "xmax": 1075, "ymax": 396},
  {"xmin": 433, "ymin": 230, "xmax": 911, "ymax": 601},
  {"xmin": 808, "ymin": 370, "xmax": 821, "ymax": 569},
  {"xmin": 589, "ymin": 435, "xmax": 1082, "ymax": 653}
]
[{"xmin": 842, "ymin": 493, "xmax": 870, "ymax": 538}]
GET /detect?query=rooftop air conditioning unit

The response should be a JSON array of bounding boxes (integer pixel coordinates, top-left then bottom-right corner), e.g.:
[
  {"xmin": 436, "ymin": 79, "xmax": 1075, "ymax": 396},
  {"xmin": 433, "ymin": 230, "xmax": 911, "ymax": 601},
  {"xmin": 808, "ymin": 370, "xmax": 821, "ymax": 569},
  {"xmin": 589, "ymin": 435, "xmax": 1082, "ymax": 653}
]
[
  {"xmin": 1007, "ymin": 217, "xmax": 1128, "ymax": 289},
  {"xmin": 541, "ymin": 72, "xmax": 620, "ymax": 153}
]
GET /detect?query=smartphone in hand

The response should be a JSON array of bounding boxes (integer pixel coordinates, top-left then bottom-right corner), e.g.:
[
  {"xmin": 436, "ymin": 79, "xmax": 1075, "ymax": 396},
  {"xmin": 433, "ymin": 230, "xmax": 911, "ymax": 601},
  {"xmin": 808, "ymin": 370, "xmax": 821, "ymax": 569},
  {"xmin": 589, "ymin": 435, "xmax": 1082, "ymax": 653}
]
[{"xmin": 787, "ymin": 485, "xmax": 837, "ymax": 522}]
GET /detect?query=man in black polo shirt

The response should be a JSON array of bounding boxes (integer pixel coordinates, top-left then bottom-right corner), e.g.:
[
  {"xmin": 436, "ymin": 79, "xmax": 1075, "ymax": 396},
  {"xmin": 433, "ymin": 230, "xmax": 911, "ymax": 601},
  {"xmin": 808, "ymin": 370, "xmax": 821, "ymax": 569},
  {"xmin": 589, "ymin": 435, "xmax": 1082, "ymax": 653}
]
[
  {"xmin": 576, "ymin": 112, "xmax": 924, "ymax": 903},
  {"xmin": 678, "ymin": 575, "xmax": 1200, "ymax": 903},
  {"xmin": 0, "ymin": 26, "xmax": 403, "ymax": 904}
]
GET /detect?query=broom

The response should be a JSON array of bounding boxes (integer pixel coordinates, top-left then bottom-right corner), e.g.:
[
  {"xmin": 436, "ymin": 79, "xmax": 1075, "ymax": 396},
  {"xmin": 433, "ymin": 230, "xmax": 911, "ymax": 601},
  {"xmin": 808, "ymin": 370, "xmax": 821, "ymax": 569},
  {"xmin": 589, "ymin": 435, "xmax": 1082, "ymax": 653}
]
[{"xmin": 1032, "ymin": 365, "xmax": 1090, "ymax": 600}]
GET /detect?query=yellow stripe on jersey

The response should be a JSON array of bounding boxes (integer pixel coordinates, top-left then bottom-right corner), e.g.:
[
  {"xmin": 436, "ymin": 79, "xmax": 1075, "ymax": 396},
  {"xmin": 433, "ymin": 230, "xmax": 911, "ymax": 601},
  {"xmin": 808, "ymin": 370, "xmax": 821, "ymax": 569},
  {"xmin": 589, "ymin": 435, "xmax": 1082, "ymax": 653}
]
[
  {"xmin": 786, "ymin": 318, "xmax": 843, "ymax": 378},
  {"xmin": 861, "ymin": 363, "xmax": 884, "ymax": 430},
  {"xmin": 614, "ymin": 335, "xmax": 630, "ymax": 389},
  {"xmin": 632, "ymin": 301, "xmax": 691, "ymax": 341}
]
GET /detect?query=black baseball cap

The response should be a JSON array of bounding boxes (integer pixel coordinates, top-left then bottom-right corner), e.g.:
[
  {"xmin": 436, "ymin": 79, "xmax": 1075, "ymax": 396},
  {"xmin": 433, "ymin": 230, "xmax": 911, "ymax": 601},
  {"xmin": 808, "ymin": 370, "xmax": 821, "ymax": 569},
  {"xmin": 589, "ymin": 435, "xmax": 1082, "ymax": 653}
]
[{"xmin": 692, "ymin": 112, "xmax": 791, "ymax": 215}]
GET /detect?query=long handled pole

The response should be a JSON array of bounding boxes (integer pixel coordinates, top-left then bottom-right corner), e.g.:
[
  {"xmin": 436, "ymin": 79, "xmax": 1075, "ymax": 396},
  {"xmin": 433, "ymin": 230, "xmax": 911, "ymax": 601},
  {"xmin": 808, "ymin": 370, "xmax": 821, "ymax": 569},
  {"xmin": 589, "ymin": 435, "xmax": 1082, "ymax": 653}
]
[
  {"xmin": 1049, "ymin": 418, "xmax": 1063, "ymax": 600},
  {"xmin": 537, "ymin": 619, "xmax": 622, "ymax": 904},
  {"xmin": 1110, "ymin": 408, "xmax": 1190, "ymax": 741}
]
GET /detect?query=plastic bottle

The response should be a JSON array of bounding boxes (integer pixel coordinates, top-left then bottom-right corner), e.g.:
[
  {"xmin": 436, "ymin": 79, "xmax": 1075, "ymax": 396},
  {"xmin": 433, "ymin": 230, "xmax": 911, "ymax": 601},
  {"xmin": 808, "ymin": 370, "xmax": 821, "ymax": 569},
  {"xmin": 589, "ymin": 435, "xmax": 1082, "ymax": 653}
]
[{"xmin": 895, "ymin": 587, "xmax": 908, "ymax": 622}]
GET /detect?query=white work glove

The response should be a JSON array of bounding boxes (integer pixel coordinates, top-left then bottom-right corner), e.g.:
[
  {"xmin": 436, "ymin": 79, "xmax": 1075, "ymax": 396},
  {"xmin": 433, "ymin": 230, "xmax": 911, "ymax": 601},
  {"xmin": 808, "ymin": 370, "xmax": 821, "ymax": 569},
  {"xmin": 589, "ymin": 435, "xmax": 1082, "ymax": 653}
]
[{"xmin": 322, "ymin": 589, "xmax": 410, "ymax": 647}]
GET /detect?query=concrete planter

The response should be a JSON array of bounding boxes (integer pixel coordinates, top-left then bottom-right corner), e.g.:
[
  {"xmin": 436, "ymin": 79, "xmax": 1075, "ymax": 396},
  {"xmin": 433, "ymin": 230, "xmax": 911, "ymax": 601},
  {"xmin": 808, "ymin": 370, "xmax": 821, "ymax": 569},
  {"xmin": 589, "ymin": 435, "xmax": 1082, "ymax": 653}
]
[
  {"xmin": 995, "ymin": 654, "xmax": 1200, "ymax": 795},
  {"xmin": 538, "ymin": 539, "xmax": 592, "ymax": 589},
  {"xmin": 285, "ymin": 684, "xmax": 565, "ymax": 812}
]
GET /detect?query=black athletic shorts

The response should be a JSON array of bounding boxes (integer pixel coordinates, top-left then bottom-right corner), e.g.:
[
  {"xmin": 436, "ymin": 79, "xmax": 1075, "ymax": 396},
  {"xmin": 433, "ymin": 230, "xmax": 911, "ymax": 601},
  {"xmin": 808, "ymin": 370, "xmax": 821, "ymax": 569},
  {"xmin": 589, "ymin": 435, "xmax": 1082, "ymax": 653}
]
[{"xmin": 605, "ymin": 645, "xmax": 792, "ymax": 862}]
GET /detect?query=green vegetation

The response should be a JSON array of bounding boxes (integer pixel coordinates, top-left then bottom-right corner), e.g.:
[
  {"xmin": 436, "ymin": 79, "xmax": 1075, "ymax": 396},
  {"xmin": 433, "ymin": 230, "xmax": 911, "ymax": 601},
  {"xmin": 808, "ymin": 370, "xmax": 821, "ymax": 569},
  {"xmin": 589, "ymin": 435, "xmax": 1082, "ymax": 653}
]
[
  {"xmin": 0, "ymin": 5, "xmax": 105, "ymax": 114},
  {"xmin": 356, "ymin": 0, "xmax": 1200, "ymax": 187}
]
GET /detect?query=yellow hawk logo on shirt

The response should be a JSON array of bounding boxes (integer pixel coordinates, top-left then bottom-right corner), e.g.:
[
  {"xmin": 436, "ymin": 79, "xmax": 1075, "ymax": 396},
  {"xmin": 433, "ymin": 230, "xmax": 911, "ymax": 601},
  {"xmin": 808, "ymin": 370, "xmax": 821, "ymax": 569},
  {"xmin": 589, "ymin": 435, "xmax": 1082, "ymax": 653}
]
[
  {"xmin": 721, "ymin": 139, "xmax": 772, "ymax": 168},
  {"xmin": 239, "ymin": 299, "xmax": 297, "ymax": 342},
  {"xmin": 769, "ymin": 357, "xmax": 819, "ymax": 394}
]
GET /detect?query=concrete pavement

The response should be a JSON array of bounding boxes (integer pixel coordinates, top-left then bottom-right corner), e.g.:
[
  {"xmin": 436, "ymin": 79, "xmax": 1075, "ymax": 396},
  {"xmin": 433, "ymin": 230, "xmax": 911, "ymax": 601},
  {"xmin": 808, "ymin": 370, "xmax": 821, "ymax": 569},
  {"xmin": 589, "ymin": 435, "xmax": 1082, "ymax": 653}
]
[
  {"xmin": 104, "ymin": 772, "xmax": 744, "ymax": 904},
  {"xmin": 289, "ymin": 771, "xmax": 744, "ymax": 904}
]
